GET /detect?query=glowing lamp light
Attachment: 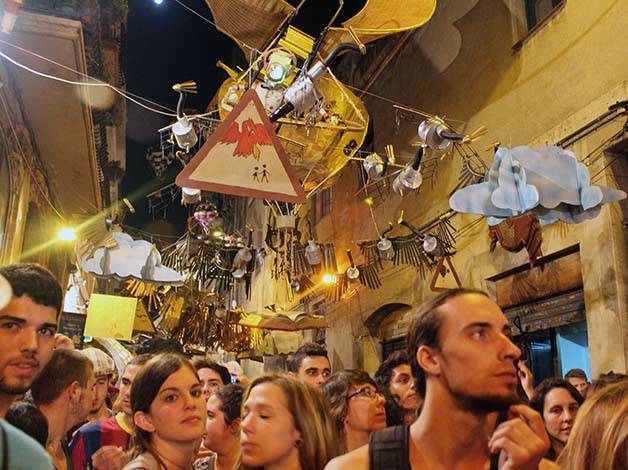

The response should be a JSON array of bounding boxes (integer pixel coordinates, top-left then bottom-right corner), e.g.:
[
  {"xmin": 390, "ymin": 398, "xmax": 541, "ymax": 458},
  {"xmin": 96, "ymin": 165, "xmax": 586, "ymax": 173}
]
[
  {"xmin": 57, "ymin": 228, "xmax": 76, "ymax": 241},
  {"xmin": 322, "ymin": 273, "xmax": 338, "ymax": 285},
  {"xmin": 153, "ymin": 0, "xmax": 163, "ymax": 4}
]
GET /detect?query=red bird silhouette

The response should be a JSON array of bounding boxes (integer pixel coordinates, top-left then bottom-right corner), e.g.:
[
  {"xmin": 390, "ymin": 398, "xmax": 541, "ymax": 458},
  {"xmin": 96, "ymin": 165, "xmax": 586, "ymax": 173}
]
[{"xmin": 220, "ymin": 118, "xmax": 272, "ymax": 160}]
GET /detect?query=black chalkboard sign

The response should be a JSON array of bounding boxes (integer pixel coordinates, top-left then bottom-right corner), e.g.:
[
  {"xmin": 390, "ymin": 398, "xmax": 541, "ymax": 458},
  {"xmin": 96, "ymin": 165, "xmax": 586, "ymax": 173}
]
[{"xmin": 57, "ymin": 311, "xmax": 87, "ymax": 347}]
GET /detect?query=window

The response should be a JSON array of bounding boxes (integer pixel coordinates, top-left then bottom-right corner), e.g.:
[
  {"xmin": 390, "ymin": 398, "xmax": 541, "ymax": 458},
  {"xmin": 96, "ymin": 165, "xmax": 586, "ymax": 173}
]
[
  {"xmin": 524, "ymin": 0, "xmax": 563, "ymax": 30},
  {"xmin": 316, "ymin": 187, "xmax": 333, "ymax": 221}
]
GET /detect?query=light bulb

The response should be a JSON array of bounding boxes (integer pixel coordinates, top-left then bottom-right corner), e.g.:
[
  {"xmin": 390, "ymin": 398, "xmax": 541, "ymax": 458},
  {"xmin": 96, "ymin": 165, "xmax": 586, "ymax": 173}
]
[{"xmin": 58, "ymin": 228, "xmax": 76, "ymax": 241}]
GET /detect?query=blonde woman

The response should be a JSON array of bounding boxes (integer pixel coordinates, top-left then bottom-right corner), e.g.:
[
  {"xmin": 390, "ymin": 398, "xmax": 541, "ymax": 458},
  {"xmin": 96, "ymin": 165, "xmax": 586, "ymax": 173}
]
[
  {"xmin": 240, "ymin": 374, "xmax": 339, "ymax": 470},
  {"xmin": 557, "ymin": 381, "xmax": 627, "ymax": 470}
]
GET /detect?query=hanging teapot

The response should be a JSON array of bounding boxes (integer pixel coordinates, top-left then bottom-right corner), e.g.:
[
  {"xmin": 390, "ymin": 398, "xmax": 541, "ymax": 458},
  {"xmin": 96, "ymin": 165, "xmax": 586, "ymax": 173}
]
[
  {"xmin": 377, "ymin": 223, "xmax": 395, "ymax": 260},
  {"xmin": 305, "ymin": 240, "xmax": 322, "ymax": 266},
  {"xmin": 363, "ymin": 153, "xmax": 386, "ymax": 179},
  {"xmin": 346, "ymin": 250, "xmax": 360, "ymax": 281}
]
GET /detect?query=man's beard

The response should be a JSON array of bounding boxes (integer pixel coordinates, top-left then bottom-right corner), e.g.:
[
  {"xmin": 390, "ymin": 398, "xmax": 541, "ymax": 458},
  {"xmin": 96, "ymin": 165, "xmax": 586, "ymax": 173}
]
[
  {"xmin": 451, "ymin": 389, "xmax": 518, "ymax": 414},
  {"xmin": 443, "ymin": 374, "xmax": 518, "ymax": 414},
  {"xmin": 0, "ymin": 376, "xmax": 30, "ymax": 396}
]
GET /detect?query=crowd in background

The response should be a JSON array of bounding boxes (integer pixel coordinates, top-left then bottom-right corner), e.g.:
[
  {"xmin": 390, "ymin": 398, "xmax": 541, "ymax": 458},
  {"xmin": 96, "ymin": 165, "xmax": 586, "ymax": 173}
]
[{"xmin": 0, "ymin": 262, "xmax": 626, "ymax": 470}]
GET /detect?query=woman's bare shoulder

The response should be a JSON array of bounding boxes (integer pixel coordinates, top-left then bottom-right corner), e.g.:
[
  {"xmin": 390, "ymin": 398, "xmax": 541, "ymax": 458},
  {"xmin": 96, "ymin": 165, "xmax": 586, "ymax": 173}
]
[{"xmin": 324, "ymin": 445, "xmax": 369, "ymax": 470}]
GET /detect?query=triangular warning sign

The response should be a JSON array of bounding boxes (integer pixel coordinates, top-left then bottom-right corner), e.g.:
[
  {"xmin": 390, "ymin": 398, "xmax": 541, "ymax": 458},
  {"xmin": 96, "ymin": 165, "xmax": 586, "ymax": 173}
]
[{"xmin": 176, "ymin": 89, "xmax": 306, "ymax": 203}]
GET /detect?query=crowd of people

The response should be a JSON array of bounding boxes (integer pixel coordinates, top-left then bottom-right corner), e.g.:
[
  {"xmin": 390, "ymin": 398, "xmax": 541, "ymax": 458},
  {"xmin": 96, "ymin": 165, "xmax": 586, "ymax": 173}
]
[{"xmin": 0, "ymin": 262, "xmax": 626, "ymax": 470}]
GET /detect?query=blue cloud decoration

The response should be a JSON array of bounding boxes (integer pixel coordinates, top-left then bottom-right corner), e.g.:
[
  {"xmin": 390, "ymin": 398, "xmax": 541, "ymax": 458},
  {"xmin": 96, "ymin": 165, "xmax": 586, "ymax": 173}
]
[{"xmin": 449, "ymin": 146, "xmax": 626, "ymax": 225}]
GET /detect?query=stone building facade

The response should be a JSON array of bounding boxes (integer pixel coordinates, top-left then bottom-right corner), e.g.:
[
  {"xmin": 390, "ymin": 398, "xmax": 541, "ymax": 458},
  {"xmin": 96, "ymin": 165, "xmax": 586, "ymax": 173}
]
[
  {"xmin": 0, "ymin": 0, "xmax": 127, "ymax": 278},
  {"xmin": 316, "ymin": 0, "xmax": 627, "ymax": 378}
]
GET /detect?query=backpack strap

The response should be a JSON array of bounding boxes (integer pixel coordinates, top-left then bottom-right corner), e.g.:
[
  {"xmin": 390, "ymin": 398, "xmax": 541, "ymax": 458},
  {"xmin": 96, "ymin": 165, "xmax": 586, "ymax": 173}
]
[{"xmin": 368, "ymin": 424, "xmax": 410, "ymax": 470}]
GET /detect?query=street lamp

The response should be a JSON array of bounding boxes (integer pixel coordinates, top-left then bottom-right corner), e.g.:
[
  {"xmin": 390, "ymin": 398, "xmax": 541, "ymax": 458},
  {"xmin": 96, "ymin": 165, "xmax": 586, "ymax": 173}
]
[{"xmin": 57, "ymin": 228, "xmax": 77, "ymax": 241}]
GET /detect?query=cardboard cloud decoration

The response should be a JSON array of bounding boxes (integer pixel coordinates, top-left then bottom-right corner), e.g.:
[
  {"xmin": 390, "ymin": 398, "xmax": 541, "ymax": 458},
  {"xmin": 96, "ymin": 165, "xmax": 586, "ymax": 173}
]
[
  {"xmin": 0, "ymin": 273, "xmax": 11, "ymax": 310},
  {"xmin": 83, "ymin": 232, "xmax": 185, "ymax": 284},
  {"xmin": 450, "ymin": 146, "xmax": 626, "ymax": 225}
]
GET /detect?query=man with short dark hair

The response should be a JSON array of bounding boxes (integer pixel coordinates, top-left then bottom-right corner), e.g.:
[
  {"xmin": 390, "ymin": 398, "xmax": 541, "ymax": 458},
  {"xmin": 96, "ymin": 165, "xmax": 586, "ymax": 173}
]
[
  {"xmin": 190, "ymin": 357, "xmax": 231, "ymax": 400},
  {"xmin": 70, "ymin": 354, "xmax": 152, "ymax": 470},
  {"xmin": 326, "ymin": 289, "xmax": 556, "ymax": 470},
  {"xmin": 0, "ymin": 263, "xmax": 62, "ymax": 417},
  {"xmin": 564, "ymin": 368, "xmax": 589, "ymax": 398},
  {"xmin": 0, "ymin": 265, "xmax": 61, "ymax": 469},
  {"xmin": 288, "ymin": 342, "xmax": 332, "ymax": 388},
  {"xmin": 31, "ymin": 349, "xmax": 95, "ymax": 469},
  {"xmin": 374, "ymin": 351, "xmax": 421, "ymax": 425}
]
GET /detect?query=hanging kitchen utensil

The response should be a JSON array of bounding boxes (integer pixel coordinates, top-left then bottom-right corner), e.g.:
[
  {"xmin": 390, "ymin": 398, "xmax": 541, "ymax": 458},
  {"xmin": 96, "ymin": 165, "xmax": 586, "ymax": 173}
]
[
  {"xmin": 232, "ymin": 229, "xmax": 254, "ymax": 279},
  {"xmin": 305, "ymin": 239, "xmax": 322, "ymax": 266},
  {"xmin": 345, "ymin": 250, "xmax": 360, "ymax": 281},
  {"xmin": 363, "ymin": 152, "xmax": 387, "ymax": 180},
  {"xmin": 171, "ymin": 81, "xmax": 199, "ymax": 151},
  {"xmin": 392, "ymin": 146, "xmax": 424, "ymax": 196},
  {"xmin": 376, "ymin": 223, "xmax": 395, "ymax": 260}
]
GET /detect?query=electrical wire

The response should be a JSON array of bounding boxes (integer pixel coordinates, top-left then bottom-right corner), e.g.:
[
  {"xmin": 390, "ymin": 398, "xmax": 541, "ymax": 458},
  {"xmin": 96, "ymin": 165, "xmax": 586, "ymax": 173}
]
[
  {"xmin": 0, "ymin": 44, "xmax": 177, "ymax": 117},
  {"xmin": 0, "ymin": 39, "xmax": 176, "ymax": 114},
  {"xmin": 171, "ymin": 0, "xmax": 259, "ymax": 53},
  {"xmin": 343, "ymin": 83, "xmax": 469, "ymax": 125}
]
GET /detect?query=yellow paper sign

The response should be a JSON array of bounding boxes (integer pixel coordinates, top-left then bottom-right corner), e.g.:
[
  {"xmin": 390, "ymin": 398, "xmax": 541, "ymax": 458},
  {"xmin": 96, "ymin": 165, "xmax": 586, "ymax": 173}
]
[{"xmin": 85, "ymin": 294, "xmax": 137, "ymax": 340}]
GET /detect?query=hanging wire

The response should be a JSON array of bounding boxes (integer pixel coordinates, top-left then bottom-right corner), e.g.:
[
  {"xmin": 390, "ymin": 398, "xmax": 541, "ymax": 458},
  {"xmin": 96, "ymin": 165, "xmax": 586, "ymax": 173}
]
[
  {"xmin": 358, "ymin": 161, "xmax": 382, "ymax": 238},
  {"xmin": 0, "ymin": 42, "xmax": 178, "ymax": 117},
  {"xmin": 0, "ymin": 50, "xmax": 175, "ymax": 117},
  {"xmin": 0, "ymin": 39, "xmax": 176, "ymax": 113},
  {"xmin": 171, "ymin": 0, "xmax": 259, "ymax": 53},
  {"xmin": 343, "ymin": 83, "xmax": 469, "ymax": 125}
]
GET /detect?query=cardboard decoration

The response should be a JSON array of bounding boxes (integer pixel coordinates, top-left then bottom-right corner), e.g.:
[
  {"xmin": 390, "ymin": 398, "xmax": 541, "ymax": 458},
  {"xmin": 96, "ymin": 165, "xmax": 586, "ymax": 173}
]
[
  {"xmin": 430, "ymin": 256, "xmax": 462, "ymax": 292},
  {"xmin": 176, "ymin": 89, "xmax": 306, "ymax": 203},
  {"xmin": 238, "ymin": 310, "xmax": 328, "ymax": 331},
  {"xmin": 0, "ymin": 273, "xmax": 11, "ymax": 310},
  {"xmin": 133, "ymin": 301, "xmax": 156, "ymax": 334},
  {"xmin": 450, "ymin": 146, "xmax": 626, "ymax": 225},
  {"xmin": 489, "ymin": 214, "xmax": 543, "ymax": 267},
  {"xmin": 83, "ymin": 232, "xmax": 185, "ymax": 285},
  {"xmin": 84, "ymin": 294, "xmax": 137, "ymax": 341}
]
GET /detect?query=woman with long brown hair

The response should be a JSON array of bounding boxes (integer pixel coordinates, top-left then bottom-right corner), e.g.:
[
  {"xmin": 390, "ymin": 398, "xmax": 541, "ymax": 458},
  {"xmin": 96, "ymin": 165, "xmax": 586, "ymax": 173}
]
[
  {"xmin": 123, "ymin": 354, "xmax": 207, "ymax": 470},
  {"xmin": 240, "ymin": 374, "xmax": 339, "ymax": 470},
  {"xmin": 557, "ymin": 381, "xmax": 627, "ymax": 470},
  {"xmin": 530, "ymin": 378, "xmax": 582, "ymax": 461}
]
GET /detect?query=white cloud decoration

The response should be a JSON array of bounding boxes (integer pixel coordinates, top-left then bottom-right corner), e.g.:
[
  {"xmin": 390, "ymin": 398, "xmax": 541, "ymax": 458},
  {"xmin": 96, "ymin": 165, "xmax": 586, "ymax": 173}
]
[
  {"xmin": 450, "ymin": 146, "xmax": 626, "ymax": 225},
  {"xmin": 83, "ymin": 232, "xmax": 185, "ymax": 284}
]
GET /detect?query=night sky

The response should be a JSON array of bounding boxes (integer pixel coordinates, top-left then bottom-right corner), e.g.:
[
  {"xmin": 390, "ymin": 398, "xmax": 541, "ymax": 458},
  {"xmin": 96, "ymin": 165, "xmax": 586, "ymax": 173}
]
[{"xmin": 121, "ymin": 0, "xmax": 365, "ymax": 237}]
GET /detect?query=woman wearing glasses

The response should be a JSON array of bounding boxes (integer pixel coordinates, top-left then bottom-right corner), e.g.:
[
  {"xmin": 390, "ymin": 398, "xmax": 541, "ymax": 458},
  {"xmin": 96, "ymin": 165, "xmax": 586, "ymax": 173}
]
[{"xmin": 323, "ymin": 370, "xmax": 387, "ymax": 453}]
